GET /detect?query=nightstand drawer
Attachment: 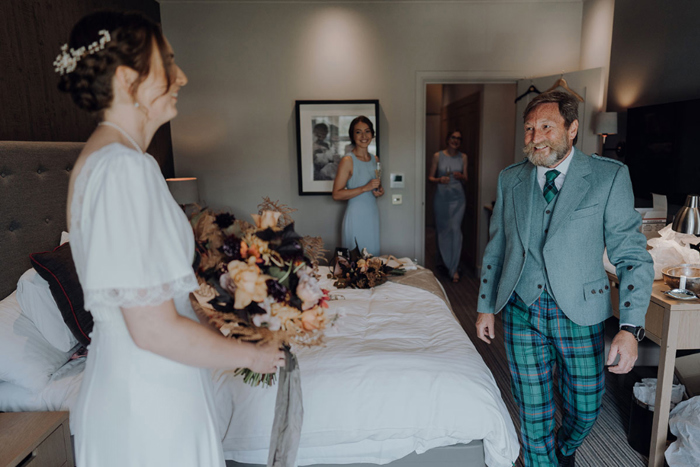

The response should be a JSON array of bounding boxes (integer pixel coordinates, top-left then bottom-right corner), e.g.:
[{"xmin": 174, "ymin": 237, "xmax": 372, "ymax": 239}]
[
  {"xmin": 0, "ymin": 412, "xmax": 73, "ymax": 467},
  {"xmin": 26, "ymin": 423, "xmax": 68, "ymax": 467}
]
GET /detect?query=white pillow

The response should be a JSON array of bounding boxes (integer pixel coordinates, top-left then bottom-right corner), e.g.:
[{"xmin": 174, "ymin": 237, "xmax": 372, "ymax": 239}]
[
  {"xmin": 0, "ymin": 292, "xmax": 73, "ymax": 393},
  {"xmin": 16, "ymin": 269, "xmax": 78, "ymax": 352}
]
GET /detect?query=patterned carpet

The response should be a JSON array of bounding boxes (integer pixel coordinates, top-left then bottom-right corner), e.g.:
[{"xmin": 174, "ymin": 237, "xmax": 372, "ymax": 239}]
[{"xmin": 425, "ymin": 228, "xmax": 650, "ymax": 467}]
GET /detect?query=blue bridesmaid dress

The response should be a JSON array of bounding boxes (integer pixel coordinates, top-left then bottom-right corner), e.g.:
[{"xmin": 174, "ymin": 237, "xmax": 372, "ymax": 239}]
[
  {"xmin": 434, "ymin": 151, "xmax": 465, "ymax": 277},
  {"xmin": 341, "ymin": 152, "xmax": 380, "ymax": 256}
]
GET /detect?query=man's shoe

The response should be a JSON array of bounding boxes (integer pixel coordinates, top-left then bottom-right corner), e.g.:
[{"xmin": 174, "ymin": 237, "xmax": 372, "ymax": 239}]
[{"xmin": 556, "ymin": 448, "xmax": 576, "ymax": 467}]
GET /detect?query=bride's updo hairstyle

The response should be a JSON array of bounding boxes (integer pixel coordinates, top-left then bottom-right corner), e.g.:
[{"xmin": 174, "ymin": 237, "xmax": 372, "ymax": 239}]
[{"xmin": 57, "ymin": 10, "xmax": 171, "ymax": 116}]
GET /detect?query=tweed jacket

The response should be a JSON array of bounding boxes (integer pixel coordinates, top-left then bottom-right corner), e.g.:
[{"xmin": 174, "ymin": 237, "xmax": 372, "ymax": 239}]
[{"xmin": 477, "ymin": 149, "xmax": 654, "ymax": 327}]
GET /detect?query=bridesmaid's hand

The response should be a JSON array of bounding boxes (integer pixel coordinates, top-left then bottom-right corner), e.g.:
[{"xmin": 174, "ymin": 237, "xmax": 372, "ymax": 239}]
[
  {"xmin": 440, "ymin": 176, "xmax": 450, "ymax": 184},
  {"xmin": 453, "ymin": 172, "xmax": 465, "ymax": 181},
  {"xmin": 363, "ymin": 178, "xmax": 381, "ymax": 192},
  {"xmin": 372, "ymin": 186, "xmax": 385, "ymax": 197}
]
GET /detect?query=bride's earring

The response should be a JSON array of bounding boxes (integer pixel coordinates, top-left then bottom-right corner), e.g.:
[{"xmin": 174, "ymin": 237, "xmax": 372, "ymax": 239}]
[{"xmin": 134, "ymin": 102, "xmax": 140, "ymax": 108}]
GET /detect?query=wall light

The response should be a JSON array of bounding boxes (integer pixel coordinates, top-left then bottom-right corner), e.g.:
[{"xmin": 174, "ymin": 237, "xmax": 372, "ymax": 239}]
[
  {"xmin": 595, "ymin": 112, "xmax": 618, "ymax": 144},
  {"xmin": 166, "ymin": 177, "xmax": 199, "ymax": 207}
]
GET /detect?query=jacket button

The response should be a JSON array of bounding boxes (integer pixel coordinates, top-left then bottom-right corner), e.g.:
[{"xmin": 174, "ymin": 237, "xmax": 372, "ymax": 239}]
[
  {"xmin": 545, "ymin": 229, "xmax": 549, "ymax": 233},
  {"xmin": 481, "ymin": 294, "xmax": 486, "ymax": 299},
  {"xmin": 546, "ymin": 210, "xmax": 551, "ymax": 214},
  {"xmin": 599, "ymin": 289, "xmax": 604, "ymax": 293},
  {"xmin": 605, "ymin": 285, "xmax": 609, "ymax": 290},
  {"xmin": 45, "ymin": 218, "xmax": 50, "ymax": 224},
  {"xmin": 37, "ymin": 168, "xmax": 42, "ymax": 174},
  {"xmin": 538, "ymin": 284, "xmax": 543, "ymax": 289},
  {"xmin": 624, "ymin": 301, "xmax": 631, "ymax": 307},
  {"xmin": 628, "ymin": 284, "xmax": 634, "ymax": 290},
  {"xmin": 483, "ymin": 279, "xmax": 487, "ymax": 283},
  {"xmin": 523, "ymin": 252, "xmax": 526, "ymax": 257},
  {"xmin": 487, "ymin": 265, "xmax": 492, "ymax": 270},
  {"xmin": 591, "ymin": 289, "xmax": 596, "ymax": 294},
  {"xmin": 627, "ymin": 266, "xmax": 633, "ymax": 270}
]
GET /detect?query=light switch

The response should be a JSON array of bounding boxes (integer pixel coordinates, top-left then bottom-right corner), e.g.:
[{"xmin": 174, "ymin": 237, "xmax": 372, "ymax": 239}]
[{"xmin": 392, "ymin": 194, "xmax": 402, "ymax": 205}]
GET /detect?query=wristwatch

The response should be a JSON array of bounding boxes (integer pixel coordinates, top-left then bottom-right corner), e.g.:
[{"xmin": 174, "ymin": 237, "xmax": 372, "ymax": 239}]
[{"xmin": 620, "ymin": 325, "xmax": 645, "ymax": 342}]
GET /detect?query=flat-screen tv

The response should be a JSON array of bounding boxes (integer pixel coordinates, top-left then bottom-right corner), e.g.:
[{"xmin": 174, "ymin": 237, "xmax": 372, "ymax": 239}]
[{"xmin": 626, "ymin": 98, "xmax": 700, "ymax": 207}]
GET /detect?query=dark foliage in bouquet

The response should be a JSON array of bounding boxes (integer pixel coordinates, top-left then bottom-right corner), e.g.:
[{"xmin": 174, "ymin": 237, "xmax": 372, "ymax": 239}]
[
  {"xmin": 329, "ymin": 242, "xmax": 405, "ymax": 289},
  {"xmin": 189, "ymin": 198, "xmax": 329, "ymax": 386}
]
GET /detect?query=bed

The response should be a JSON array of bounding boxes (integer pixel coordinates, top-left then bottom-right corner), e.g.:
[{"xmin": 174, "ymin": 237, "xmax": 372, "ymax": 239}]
[{"xmin": 0, "ymin": 141, "xmax": 519, "ymax": 467}]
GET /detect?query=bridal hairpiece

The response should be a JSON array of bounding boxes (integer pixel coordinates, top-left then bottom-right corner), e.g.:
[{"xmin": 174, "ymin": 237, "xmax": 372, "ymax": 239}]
[{"xmin": 53, "ymin": 29, "xmax": 111, "ymax": 75}]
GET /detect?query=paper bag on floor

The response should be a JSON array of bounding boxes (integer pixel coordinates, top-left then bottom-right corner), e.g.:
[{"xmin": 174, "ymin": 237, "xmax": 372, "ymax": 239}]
[{"xmin": 665, "ymin": 396, "xmax": 700, "ymax": 466}]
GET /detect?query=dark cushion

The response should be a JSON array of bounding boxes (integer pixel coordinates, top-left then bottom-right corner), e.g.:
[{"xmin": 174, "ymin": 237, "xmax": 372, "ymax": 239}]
[{"xmin": 30, "ymin": 243, "xmax": 93, "ymax": 347}]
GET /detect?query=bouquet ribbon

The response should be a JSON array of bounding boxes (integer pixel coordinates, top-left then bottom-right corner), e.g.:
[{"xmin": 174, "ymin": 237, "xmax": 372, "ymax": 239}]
[{"xmin": 267, "ymin": 346, "xmax": 303, "ymax": 467}]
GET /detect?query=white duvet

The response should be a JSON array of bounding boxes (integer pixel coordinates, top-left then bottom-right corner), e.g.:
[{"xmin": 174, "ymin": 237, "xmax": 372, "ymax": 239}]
[
  {"xmin": 0, "ymin": 272, "xmax": 518, "ymax": 466},
  {"xmin": 217, "ymin": 273, "xmax": 518, "ymax": 466}
]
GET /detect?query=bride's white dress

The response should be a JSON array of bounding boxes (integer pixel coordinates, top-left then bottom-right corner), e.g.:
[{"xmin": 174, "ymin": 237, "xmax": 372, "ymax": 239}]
[{"xmin": 69, "ymin": 143, "xmax": 225, "ymax": 466}]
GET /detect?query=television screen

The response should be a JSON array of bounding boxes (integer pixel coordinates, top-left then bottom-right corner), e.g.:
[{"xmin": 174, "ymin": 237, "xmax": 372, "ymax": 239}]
[{"xmin": 626, "ymin": 98, "xmax": 700, "ymax": 206}]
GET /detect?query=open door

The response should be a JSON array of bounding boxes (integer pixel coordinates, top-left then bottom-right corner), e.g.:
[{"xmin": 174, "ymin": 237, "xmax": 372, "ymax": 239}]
[
  {"xmin": 514, "ymin": 68, "xmax": 604, "ymax": 162},
  {"xmin": 440, "ymin": 93, "xmax": 480, "ymax": 271}
]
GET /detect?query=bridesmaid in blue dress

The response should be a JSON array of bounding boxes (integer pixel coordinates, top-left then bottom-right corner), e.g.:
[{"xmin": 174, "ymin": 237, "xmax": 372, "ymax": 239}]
[
  {"xmin": 332, "ymin": 116, "xmax": 384, "ymax": 256},
  {"xmin": 428, "ymin": 130, "xmax": 468, "ymax": 282}
]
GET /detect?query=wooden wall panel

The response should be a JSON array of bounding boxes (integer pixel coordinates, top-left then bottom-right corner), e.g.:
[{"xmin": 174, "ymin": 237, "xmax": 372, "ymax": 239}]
[{"xmin": 0, "ymin": 0, "xmax": 174, "ymax": 177}]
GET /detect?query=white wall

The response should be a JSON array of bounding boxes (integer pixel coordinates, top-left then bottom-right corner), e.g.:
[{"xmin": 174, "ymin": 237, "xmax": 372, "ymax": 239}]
[
  {"xmin": 160, "ymin": 1, "xmax": 583, "ymax": 259},
  {"xmin": 580, "ymin": 0, "xmax": 615, "ymax": 108},
  {"xmin": 478, "ymin": 84, "xmax": 516, "ymax": 272}
]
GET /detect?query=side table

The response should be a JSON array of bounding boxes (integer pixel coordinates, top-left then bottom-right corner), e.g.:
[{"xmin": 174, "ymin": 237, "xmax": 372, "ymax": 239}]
[
  {"xmin": 0, "ymin": 411, "xmax": 74, "ymax": 467},
  {"xmin": 608, "ymin": 273, "xmax": 700, "ymax": 467}
]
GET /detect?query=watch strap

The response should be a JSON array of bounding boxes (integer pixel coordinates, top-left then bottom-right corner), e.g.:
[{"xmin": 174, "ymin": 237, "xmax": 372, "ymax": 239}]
[{"xmin": 620, "ymin": 325, "xmax": 644, "ymax": 341}]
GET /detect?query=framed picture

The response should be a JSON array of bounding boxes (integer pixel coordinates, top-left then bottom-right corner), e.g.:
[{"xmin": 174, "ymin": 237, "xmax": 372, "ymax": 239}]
[{"xmin": 295, "ymin": 100, "xmax": 379, "ymax": 195}]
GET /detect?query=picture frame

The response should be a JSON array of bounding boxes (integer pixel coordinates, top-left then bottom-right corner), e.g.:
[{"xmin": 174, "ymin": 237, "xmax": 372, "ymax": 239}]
[{"xmin": 295, "ymin": 100, "xmax": 380, "ymax": 195}]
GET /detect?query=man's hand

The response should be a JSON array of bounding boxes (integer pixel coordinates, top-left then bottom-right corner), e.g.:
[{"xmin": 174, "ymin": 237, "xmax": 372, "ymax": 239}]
[
  {"xmin": 476, "ymin": 313, "xmax": 496, "ymax": 344},
  {"xmin": 606, "ymin": 330, "xmax": 638, "ymax": 374}
]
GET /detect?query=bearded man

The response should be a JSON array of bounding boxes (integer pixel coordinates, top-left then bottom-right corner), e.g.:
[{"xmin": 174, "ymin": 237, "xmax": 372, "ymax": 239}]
[{"xmin": 476, "ymin": 91, "xmax": 653, "ymax": 466}]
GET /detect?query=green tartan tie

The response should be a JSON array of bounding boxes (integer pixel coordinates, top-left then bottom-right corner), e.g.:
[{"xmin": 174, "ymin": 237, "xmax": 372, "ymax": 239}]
[{"xmin": 543, "ymin": 169, "xmax": 560, "ymax": 203}]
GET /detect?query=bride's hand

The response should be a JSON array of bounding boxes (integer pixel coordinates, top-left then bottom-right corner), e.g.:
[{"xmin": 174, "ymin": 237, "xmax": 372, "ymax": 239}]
[
  {"xmin": 372, "ymin": 186, "xmax": 384, "ymax": 197},
  {"xmin": 249, "ymin": 343, "xmax": 286, "ymax": 374}
]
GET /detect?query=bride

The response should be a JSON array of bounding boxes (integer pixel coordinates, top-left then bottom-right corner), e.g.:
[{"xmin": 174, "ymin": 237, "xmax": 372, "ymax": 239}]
[{"xmin": 57, "ymin": 10, "xmax": 285, "ymax": 466}]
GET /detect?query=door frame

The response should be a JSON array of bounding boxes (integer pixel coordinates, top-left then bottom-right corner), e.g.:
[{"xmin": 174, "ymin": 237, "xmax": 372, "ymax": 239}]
[{"xmin": 414, "ymin": 71, "xmax": 520, "ymax": 265}]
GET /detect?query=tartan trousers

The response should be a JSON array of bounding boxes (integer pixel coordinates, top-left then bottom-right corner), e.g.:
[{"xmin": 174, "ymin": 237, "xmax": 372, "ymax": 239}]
[{"xmin": 503, "ymin": 290, "xmax": 605, "ymax": 466}]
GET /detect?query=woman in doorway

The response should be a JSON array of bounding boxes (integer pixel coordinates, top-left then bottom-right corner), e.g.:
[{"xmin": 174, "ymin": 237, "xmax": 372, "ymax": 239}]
[
  {"xmin": 57, "ymin": 10, "xmax": 284, "ymax": 466},
  {"xmin": 428, "ymin": 130, "xmax": 468, "ymax": 282},
  {"xmin": 332, "ymin": 116, "xmax": 384, "ymax": 256}
]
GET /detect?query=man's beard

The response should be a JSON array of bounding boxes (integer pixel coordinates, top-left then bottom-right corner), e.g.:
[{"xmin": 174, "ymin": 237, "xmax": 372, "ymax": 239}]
[{"xmin": 523, "ymin": 134, "xmax": 571, "ymax": 167}]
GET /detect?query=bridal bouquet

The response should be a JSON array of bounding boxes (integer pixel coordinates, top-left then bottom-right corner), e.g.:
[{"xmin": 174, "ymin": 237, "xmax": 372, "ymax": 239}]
[
  {"xmin": 190, "ymin": 201, "xmax": 329, "ymax": 386},
  {"xmin": 330, "ymin": 244, "xmax": 404, "ymax": 289}
]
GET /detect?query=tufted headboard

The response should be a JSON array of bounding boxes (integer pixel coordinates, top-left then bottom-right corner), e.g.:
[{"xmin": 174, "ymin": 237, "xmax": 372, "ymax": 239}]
[{"xmin": 0, "ymin": 141, "xmax": 84, "ymax": 300}]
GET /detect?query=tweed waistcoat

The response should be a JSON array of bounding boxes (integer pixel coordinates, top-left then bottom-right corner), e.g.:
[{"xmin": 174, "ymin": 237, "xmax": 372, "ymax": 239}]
[{"xmin": 514, "ymin": 179, "xmax": 558, "ymax": 306}]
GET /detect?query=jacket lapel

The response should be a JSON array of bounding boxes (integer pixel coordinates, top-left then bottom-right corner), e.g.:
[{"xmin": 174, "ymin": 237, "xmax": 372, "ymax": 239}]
[
  {"xmin": 545, "ymin": 149, "xmax": 592, "ymax": 243},
  {"xmin": 513, "ymin": 162, "xmax": 537, "ymax": 251}
]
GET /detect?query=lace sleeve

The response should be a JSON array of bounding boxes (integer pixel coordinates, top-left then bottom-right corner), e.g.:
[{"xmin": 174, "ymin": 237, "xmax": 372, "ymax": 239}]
[{"xmin": 83, "ymin": 274, "xmax": 199, "ymax": 310}]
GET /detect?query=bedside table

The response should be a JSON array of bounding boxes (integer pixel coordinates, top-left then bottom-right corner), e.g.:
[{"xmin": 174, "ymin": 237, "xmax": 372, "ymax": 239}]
[{"xmin": 0, "ymin": 411, "xmax": 74, "ymax": 467}]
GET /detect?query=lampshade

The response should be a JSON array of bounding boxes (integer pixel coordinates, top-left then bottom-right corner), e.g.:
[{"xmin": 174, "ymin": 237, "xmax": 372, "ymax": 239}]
[
  {"xmin": 166, "ymin": 177, "xmax": 199, "ymax": 205},
  {"xmin": 672, "ymin": 194, "xmax": 700, "ymax": 235},
  {"xmin": 595, "ymin": 112, "xmax": 618, "ymax": 136}
]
